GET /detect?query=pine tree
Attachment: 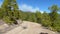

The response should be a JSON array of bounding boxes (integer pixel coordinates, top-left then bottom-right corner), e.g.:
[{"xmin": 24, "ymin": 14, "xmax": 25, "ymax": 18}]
[
  {"xmin": 48, "ymin": 5, "xmax": 60, "ymax": 31},
  {"xmin": 48, "ymin": 5, "xmax": 59, "ymax": 26},
  {"xmin": 1, "ymin": 0, "xmax": 19, "ymax": 19},
  {"xmin": 48, "ymin": 5, "xmax": 59, "ymax": 22},
  {"xmin": 1, "ymin": 0, "xmax": 19, "ymax": 24}
]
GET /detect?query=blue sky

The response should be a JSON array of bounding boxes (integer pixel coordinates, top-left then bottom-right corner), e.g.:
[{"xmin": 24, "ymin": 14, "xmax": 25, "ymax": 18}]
[{"xmin": 0, "ymin": 0, "xmax": 60, "ymax": 13}]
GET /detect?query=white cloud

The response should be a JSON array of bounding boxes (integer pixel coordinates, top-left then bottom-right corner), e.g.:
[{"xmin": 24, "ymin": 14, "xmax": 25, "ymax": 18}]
[
  {"xmin": 19, "ymin": 4, "xmax": 42, "ymax": 12},
  {"xmin": 40, "ymin": 10, "xmax": 44, "ymax": 13}
]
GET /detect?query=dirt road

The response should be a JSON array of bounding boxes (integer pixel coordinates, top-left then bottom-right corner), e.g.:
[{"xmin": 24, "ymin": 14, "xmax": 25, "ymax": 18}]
[{"xmin": 5, "ymin": 21, "xmax": 56, "ymax": 34}]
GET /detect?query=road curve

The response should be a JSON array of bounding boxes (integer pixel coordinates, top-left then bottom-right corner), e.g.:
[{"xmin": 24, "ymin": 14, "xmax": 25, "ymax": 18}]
[{"xmin": 5, "ymin": 21, "xmax": 56, "ymax": 34}]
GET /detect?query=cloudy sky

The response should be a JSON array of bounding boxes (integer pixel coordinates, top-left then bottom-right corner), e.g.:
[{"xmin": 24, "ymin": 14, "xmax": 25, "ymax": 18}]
[{"xmin": 0, "ymin": 0, "xmax": 60, "ymax": 13}]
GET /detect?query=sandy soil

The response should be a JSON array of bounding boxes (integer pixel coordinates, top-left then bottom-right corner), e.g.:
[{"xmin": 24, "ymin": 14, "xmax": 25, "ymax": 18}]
[{"xmin": 5, "ymin": 21, "xmax": 56, "ymax": 34}]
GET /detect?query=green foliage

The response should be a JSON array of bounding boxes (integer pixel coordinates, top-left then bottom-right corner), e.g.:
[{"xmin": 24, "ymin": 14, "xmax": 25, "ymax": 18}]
[
  {"xmin": 0, "ymin": 8, "xmax": 2, "ymax": 19},
  {"xmin": 41, "ymin": 11, "xmax": 51, "ymax": 27},
  {"xmin": 3, "ymin": 16, "xmax": 13, "ymax": 25},
  {"xmin": 35, "ymin": 11, "xmax": 42, "ymax": 23},
  {"xmin": 1, "ymin": 0, "xmax": 19, "ymax": 18},
  {"xmin": 48, "ymin": 5, "xmax": 60, "ymax": 32},
  {"xmin": 0, "ymin": 0, "xmax": 19, "ymax": 24},
  {"xmin": 48, "ymin": 5, "xmax": 59, "ymax": 21},
  {"xmin": 28, "ymin": 13, "xmax": 37, "ymax": 22},
  {"xmin": 48, "ymin": 5, "xmax": 60, "ymax": 12}
]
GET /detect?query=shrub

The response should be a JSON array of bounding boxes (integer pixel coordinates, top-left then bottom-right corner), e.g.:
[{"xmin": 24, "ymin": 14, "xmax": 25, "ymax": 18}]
[{"xmin": 3, "ymin": 16, "xmax": 13, "ymax": 25}]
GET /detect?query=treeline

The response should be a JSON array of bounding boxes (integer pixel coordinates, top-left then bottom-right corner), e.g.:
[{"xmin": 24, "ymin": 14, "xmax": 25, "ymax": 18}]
[{"xmin": 0, "ymin": 0, "xmax": 60, "ymax": 32}]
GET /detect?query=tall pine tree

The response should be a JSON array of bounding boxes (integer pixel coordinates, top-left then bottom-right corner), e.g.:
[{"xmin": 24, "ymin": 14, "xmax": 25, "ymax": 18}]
[
  {"xmin": 1, "ymin": 0, "xmax": 20, "ymax": 24},
  {"xmin": 48, "ymin": 5, "xmax": 60, "ymax": 31},
  {"xmin": 1, "ymin": 0, "xmax": 19, "ymax": 19}
]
